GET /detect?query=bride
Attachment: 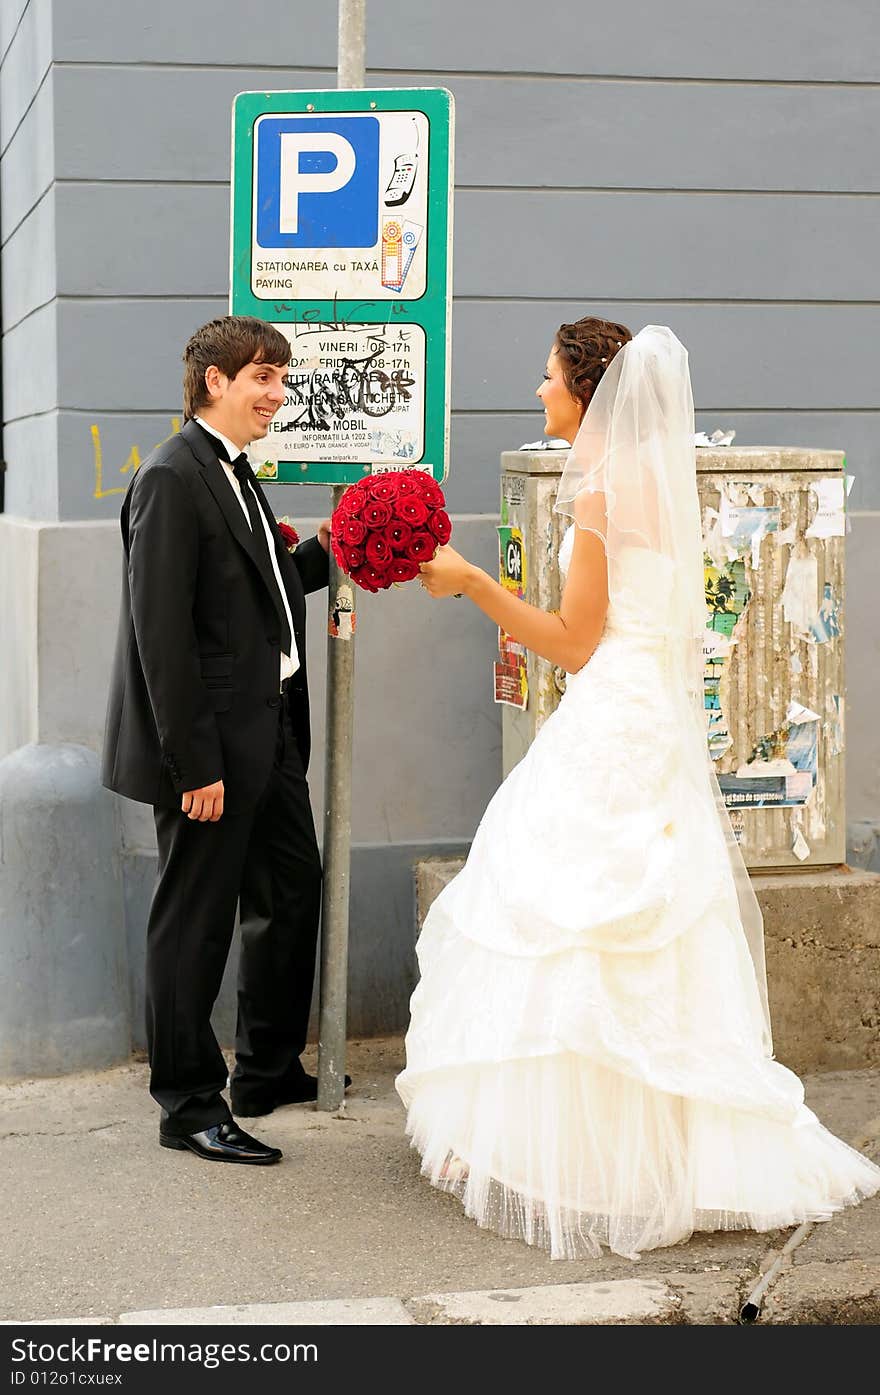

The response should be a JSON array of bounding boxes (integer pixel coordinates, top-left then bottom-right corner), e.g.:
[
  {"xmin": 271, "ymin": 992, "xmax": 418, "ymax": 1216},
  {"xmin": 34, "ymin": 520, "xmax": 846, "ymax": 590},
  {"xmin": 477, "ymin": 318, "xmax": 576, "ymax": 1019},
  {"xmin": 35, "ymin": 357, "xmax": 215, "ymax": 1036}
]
[{"xmin": 395, "ymin": 319, "xmax": 880, "ymax": 1260}]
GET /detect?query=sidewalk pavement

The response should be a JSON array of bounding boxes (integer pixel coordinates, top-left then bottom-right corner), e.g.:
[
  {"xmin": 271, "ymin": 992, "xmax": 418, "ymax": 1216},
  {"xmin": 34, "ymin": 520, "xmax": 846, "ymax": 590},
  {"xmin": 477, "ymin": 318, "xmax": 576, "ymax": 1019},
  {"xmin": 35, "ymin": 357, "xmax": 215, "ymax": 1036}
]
[{"xmin": 2, "ymin": 1038, "xmax": 879, "ymax": 1326}]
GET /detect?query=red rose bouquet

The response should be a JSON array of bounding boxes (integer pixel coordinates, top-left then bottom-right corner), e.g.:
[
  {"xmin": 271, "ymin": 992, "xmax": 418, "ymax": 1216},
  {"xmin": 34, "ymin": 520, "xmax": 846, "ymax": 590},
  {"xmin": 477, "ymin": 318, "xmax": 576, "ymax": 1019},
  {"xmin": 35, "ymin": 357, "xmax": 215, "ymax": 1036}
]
[{"xmin": 330, "ymin": 471, "xmax": 452, "ymax": 593}]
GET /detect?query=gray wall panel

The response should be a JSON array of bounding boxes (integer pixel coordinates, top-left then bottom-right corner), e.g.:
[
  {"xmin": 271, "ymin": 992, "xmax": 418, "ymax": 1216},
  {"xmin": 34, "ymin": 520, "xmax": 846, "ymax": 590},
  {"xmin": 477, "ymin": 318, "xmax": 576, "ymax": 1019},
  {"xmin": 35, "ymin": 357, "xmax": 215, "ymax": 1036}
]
[
  {"xmin": 58, "ymin": 409, "xmax": 185, "ymax": 520},
  {"xmin": 56, "ymin": 184, "xmax": 880, "ymax": 304},
  {"xmin": 57, "ymin": 299, "xmax": 880, "ymax": 415},
  {"xmin": 366, "ymin": 0, "xmax": 880, "ymax": 81},
  {"xmin": 456, "ymin": 190, "xmax": 880, "ymax": 301},
  {"xmin": 0, "ymin": 0, "xmax": 50, "ymax": 146},
  {"xmin": 51, "ymin": 1, "xmax": 880, "ymax": 82},
  {"xmin": 54, "ymin": 1, "xmax": 338, "ymax": 67},
  {"xmin": 44, "ymin": 305, "xmax": 880, "ymax": 519},
  {"xmin": 451, "ymin": 302, "xmax": 880, "ymax": 410},
  {"xmin": 53, "ymin": 66, "xmax": 335, "ymax": 182},
  {"xmin": 435, "ymin": 412, "xmax": 880, "ymax": 514},
  {"xmin": 1, "ymin": 411, "xmax": 58, "ymax": 519},
  {"xmin": 2, "ymin": 299, "xmax": 56, "ymax": 419},
  {"xmin": 448, "ymin": 77, "xmax": 880, "ymax": 192},
  {"xmin": 1, "ymin": 187, "xmax": 55, "ymax": 328},
  {"xmin": 56, "ymin": 296, "xmax": 224, "ymax": 411},
  {"xmin": 0, "ymin": 0, "xmax": 30, "ymax": 62},
  {"xmin": 0, "ymin": 73, "xmax": 53, "ymax": 238},
  {"xmin": 56, "ymin": 182, "xmax": 228, "ymax": 295},
  {"xmin": 52, "ymin": 66, "xmax": 880, "ymax": 192},
  {"xmin": 58, "ymin": 407, "xmax": 335, "ymax": 522},
  {"xmin": 58, "ymin": 407, "xmax": 880, "ymax": 525}
]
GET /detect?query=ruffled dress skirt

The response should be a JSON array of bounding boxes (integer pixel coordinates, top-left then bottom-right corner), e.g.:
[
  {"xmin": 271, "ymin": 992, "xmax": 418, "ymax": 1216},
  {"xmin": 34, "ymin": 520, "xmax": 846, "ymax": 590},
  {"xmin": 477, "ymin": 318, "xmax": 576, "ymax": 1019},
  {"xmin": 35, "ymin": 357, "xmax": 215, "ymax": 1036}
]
[{"xmin": 395, "ymin": 615, "xmax": 880, "ymax": 1260}]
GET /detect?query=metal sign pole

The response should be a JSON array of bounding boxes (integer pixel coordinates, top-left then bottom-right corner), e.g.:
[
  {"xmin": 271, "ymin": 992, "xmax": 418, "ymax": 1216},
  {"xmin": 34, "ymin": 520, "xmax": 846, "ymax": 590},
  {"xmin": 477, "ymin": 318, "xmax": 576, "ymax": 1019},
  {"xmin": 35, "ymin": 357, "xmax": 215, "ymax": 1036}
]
[
  {"xmin": 316, "ymin": 0, "xmax": 367, "ymax": 1112},
  {"xmin": 337, "ymin": 0, "xmax": 366, "ymax": 88}
]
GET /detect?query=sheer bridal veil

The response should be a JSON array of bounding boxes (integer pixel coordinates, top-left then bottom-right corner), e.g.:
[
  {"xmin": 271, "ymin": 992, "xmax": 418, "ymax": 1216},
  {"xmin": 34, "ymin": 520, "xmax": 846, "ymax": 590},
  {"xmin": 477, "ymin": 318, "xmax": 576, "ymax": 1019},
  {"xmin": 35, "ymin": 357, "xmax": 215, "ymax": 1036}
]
[{"xmin": 554, "ymin": 326, "xmax": 773, "ymax": 1054}]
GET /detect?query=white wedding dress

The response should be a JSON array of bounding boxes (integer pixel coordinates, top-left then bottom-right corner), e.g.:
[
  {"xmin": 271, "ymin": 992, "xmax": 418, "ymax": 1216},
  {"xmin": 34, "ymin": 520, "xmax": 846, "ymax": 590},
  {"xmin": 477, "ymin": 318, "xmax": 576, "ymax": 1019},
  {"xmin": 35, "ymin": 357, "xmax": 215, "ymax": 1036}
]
[{"xmin": 396, "ymin": 527, "xmax": 880, "ymax": 1260}]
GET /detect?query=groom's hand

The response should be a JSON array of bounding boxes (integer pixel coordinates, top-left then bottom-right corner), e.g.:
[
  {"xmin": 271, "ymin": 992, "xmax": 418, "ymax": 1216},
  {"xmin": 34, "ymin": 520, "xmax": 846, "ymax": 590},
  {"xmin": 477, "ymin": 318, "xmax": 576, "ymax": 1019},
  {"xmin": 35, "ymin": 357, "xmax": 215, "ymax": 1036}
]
[
  {"xmin": 182, "ymin": 780, "xmax": 225, "ymax": 822},
  {"xmin": 317, "ymin": 519, "xmax": 331, "ymax": 553}
]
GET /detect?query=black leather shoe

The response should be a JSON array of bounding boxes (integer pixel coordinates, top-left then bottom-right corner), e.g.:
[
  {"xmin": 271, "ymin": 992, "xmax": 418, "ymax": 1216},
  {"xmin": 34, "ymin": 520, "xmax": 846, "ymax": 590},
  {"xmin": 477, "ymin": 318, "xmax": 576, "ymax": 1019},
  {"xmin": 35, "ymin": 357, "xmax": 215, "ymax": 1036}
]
[
  {"xmin": 159, "ymin": 1120, "xmax": 282, "ymax": 1164},
  {"xmin": 231, "ymin": 1073, "xmax": 352, "ymax": 1117}
]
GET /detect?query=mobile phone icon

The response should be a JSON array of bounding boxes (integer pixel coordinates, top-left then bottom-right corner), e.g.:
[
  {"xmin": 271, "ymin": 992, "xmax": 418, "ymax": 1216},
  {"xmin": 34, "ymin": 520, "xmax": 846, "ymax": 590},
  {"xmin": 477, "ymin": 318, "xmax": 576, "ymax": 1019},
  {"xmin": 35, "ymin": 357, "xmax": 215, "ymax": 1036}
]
[
  {"xmin": 384, "ymin": 117, "xmax": 420, "ymax": 207},
  {"xmin": 384, "ymin": 153, "xmax": 417, "ymax": 207}
]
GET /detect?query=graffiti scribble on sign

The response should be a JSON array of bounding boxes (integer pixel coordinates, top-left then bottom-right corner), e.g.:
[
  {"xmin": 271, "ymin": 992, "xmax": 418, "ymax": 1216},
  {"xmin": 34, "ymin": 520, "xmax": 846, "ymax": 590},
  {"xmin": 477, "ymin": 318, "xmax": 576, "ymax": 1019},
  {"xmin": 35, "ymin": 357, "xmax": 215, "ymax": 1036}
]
[{"xmin": 279, "ymin": 349, "xmax": 417, "ymax": 432}]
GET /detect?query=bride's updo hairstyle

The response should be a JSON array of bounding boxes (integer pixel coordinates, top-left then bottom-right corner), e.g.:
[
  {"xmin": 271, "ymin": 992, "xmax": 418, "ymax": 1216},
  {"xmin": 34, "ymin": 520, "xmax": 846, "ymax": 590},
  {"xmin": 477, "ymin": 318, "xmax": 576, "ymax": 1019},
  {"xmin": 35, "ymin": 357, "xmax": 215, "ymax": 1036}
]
[{"xmin": 554, "ymin": 317, "xmax": 633, "ymax": 418}]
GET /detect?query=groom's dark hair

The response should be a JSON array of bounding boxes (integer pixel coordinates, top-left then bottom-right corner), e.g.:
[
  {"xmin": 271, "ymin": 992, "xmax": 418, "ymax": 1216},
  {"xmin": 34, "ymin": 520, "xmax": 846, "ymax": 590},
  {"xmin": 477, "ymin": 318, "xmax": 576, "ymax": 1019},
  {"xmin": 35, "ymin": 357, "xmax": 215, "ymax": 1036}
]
[
  {"xmin": 182, "ymin": 316, "xmax": 291, "ymax": 419},
  {"xmin": 555, "ymin": 317, "xmax": 632, "ymax": 416}
]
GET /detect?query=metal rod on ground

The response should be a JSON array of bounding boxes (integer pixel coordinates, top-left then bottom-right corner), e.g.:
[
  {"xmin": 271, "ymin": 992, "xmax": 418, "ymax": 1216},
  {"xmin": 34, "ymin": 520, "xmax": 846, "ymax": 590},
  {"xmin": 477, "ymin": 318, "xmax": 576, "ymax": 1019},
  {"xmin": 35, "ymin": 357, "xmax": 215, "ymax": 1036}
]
[
  {"xmin": 316, "ymin": 0, "xmax": 366, "ymax": 1112},
  {"xmin": 740, "ymin": 1112, "xmax": 880, "ymax": 1320},
  {"xmin": 739, "ymin": 1221, "xmax": 815, "ymax": 1323}
]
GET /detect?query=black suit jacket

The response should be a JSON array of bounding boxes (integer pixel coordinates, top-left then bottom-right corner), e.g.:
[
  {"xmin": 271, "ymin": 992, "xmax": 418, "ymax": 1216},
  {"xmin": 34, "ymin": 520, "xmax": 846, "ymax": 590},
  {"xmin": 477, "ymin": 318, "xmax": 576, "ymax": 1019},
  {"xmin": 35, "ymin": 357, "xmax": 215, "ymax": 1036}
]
[{"xmin": 102, "ymin": 419, "xmax": 329, "ymax": 810}]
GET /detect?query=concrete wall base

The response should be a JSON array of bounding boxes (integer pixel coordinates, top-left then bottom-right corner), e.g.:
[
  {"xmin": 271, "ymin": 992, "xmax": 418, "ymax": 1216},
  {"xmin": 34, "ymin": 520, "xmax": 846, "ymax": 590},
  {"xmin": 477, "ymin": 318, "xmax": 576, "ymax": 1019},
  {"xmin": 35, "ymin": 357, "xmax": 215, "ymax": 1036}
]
[
  {"xmin": 756, "ymin": 867, "xmax": 880, "ymax": 1072},
  {"xmin": 415, "ymin": 858, "xmax": 880, "ymax": 1076}
]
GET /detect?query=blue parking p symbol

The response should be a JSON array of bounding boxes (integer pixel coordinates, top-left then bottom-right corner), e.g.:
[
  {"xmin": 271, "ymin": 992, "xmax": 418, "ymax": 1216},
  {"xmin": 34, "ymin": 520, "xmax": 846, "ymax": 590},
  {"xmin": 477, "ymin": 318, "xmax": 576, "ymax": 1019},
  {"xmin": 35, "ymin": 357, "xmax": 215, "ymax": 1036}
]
[{"xmin": 255, "ymin": 115, "xmax": 379, "ymax": 249}]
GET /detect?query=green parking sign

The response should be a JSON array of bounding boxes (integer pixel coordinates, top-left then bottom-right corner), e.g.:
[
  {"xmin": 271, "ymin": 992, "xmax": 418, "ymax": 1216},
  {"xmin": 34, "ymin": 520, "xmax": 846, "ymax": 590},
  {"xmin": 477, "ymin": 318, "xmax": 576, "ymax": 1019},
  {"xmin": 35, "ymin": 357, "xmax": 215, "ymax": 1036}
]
[{"xmin": 230, "ymin": 87, "xmax": 454, "ymax": 486}]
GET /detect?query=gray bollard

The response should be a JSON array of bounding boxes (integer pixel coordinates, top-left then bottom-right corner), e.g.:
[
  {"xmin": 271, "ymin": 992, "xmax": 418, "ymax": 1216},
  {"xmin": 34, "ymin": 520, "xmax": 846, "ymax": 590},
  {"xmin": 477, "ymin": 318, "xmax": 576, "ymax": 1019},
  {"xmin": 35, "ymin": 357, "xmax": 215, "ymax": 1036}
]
[
  {"xmin": 848, "ymin": 819, "xmax": 880, "ymax": 873},
  {"xmin": 0, "ymin": 743, "xmax": 130, "ymax": 1078}
]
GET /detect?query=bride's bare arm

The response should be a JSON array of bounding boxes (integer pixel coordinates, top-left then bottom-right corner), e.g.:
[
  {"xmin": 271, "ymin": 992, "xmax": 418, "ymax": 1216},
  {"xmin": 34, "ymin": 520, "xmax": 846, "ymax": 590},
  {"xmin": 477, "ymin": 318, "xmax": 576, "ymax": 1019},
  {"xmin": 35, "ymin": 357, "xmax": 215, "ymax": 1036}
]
[{"xmin": 419, "ymin": 522, "xmax": 609, "ymax": 674}]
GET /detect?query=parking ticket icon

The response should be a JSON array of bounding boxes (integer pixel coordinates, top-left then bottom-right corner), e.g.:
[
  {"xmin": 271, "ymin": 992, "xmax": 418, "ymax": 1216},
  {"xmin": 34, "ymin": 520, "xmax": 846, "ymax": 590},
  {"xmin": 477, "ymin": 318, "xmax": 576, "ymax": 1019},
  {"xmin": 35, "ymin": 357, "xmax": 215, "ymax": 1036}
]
[{"xmin": 255, "ymin": 114, "xmax": 380, "ymax": 249}]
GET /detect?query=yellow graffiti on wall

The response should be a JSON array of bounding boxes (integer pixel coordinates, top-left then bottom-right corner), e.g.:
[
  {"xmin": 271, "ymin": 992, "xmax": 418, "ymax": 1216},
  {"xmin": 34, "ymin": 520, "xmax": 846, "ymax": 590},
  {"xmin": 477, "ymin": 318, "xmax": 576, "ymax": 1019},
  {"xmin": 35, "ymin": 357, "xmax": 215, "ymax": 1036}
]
[{"xmin": 91, "ymin": 418, "xmax": 181, "ymax": 499}]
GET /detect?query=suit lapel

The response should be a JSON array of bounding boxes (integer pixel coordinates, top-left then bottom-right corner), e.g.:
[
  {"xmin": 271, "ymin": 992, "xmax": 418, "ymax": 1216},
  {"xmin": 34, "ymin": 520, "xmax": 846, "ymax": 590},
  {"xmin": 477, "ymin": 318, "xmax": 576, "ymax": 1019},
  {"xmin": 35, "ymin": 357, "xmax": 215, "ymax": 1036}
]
[{"xmin": 182, "ymin": 420, "xmax": 290, "ymax": 635}]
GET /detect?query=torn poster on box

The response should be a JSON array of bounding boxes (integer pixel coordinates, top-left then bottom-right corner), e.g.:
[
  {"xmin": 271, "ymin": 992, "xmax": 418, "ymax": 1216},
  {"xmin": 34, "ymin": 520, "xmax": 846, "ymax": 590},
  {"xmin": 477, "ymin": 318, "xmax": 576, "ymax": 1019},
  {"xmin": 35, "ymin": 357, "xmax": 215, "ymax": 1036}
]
[
  {"xmin": 717, "ymin": 705, "xmax": 819, "ymax": 810},
  {"xmin": 805, "ymin": 477, "xmax": 846, "ymax": 539}
]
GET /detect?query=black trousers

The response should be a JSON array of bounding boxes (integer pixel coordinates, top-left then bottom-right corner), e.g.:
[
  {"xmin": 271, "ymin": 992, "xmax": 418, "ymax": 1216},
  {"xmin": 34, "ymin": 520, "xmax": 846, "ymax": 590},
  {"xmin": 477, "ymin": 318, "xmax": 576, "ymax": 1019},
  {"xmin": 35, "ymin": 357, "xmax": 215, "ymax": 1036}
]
[{"xmin": 146, "ymin": 697, "xmax": 322, "ymax": 1132}]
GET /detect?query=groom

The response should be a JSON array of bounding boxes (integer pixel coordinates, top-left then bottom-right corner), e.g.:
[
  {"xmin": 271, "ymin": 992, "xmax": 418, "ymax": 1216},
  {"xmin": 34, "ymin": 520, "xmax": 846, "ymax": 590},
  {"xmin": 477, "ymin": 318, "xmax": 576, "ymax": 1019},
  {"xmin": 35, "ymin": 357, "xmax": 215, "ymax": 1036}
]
[{"xmin": 103, "ymin": 315, "xmax": 345, "ymax": 1165}]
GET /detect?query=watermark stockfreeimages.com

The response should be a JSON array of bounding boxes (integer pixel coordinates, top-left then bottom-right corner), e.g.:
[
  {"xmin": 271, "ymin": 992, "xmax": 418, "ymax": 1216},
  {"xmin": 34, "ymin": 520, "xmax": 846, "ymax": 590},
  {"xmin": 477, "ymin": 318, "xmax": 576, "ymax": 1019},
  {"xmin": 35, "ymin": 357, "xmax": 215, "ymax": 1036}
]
[{"xmin": 9, "ymin": 1336, "xmax": 317, "ymax": 1376}]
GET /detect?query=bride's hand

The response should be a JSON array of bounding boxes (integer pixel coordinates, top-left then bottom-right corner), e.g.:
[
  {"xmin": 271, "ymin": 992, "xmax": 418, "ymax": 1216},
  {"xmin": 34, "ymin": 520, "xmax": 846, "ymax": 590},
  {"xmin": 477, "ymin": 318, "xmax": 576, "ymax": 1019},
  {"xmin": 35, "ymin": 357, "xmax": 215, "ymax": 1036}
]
[{"xmin": 419, "ymin": 545, "xmax": 476, "ymax": 599}]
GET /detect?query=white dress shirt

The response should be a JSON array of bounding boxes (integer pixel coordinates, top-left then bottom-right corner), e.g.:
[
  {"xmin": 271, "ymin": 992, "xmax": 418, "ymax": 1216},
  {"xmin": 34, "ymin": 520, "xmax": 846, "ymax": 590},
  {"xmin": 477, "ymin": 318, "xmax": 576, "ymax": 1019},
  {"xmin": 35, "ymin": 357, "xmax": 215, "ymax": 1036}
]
[{"xmin": 195, "ymin": 417, "xmax": 299, "ymax": 682}]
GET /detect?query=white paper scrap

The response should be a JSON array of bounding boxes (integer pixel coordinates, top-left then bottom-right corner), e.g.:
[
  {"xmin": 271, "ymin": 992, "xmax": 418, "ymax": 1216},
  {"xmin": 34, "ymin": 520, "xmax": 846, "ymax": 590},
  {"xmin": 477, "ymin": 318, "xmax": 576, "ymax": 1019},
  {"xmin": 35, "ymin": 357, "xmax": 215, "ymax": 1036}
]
[
  {"xmin": 694, "ymin": 429, "xmax": 736, "ymax": 448},
  {"xmin": 703, "ymin": 629, "xmax": 736, "ymax": 661},
  {"xmin": 702, "ymin": 506, "xmax": 736, "ymax": 568},
  {"xmin": 781, "ymin": 552, "xmax": 819, "ymax": 639},
  {"xmin": 736, "ymin": 757, "xmax": 796, "ymax": 778},
  {"xmin": 786, "ymin": 700, "xmax": 822, "ymax": 725},
  {"xmin": 805, "ymin": 477, "xmax": 846, "ymax": 539},
  {"xmin": 775, "ymin": 521, "xmax": 797, "ymax": 547},
  {"xmin": 792, "ymin": 827, "xmax": 811, "ymax": 861}
]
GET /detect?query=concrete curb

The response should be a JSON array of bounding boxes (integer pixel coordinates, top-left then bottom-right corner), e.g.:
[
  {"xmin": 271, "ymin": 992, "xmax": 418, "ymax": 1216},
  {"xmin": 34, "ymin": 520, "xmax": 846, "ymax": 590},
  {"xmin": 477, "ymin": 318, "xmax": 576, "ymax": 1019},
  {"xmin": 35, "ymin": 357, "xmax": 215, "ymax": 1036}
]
[
  {"xmin": 6, "ymin": 1261, "xmax": 880, "ymax": 1326},
  {"xmin": 5, "ymin": 1273, "xmax": 748, "ymax": 1327}
]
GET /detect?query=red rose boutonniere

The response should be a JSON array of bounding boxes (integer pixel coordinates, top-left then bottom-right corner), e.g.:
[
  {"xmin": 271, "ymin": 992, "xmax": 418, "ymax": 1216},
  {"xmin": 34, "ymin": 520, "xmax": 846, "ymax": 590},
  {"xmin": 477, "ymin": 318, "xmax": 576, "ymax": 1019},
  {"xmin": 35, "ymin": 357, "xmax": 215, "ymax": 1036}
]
[{"xmin": 276, "ymin": 517, "xmax": 300, "ymax": 552}]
